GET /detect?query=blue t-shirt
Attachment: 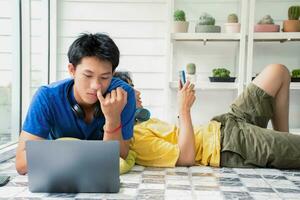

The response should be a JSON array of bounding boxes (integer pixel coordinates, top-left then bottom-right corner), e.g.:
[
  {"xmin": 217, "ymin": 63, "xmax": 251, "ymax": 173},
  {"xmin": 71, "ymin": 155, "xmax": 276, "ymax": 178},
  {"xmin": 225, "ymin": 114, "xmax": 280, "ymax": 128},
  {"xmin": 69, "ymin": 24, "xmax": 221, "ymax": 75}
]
[{"xmin": 22, "ymin": 77, "xmax": 136, "ymax": 140}]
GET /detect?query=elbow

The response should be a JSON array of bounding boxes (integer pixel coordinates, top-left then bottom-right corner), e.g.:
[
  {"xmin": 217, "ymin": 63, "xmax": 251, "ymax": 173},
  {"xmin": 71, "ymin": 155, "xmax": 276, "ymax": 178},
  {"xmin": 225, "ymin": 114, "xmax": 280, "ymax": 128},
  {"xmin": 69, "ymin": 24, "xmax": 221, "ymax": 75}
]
[
  {"xmin": 16, "ymin": 163, "xmax": 27, "ymax": 175},
  {"xmin": 120, "ymin": 145, "xmax": 129, "ymax": 160},
  {"xmin": 120, "ymin": 149, "xmax": 129, "ymax": 160},
  {"xmin": 177, "ymin": 158, "xmax": 195, "ymax": 167},
  {"xmin": 15, "ymin": 157, "xmax": 27, "ymax": 175},
  {"xmin": 176, "ymin": 152, "xmax": 195, "ymax": 166},
  {"xmin": 182, "ymin": 159, "xmax": 195, "ymax": 166}
]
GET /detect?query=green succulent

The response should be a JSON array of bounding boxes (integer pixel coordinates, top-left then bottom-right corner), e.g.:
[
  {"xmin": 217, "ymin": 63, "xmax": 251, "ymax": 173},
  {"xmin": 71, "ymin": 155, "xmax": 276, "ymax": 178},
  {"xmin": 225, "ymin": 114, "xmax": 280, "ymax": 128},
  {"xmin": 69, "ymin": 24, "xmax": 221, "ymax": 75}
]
[
  {"xmin": 174, "ymin": 10, "xmax": 186, "ymax": 21},
  {"xmin": 288, "ymin": 6, "xmax": 300, "ymax": 20},
  {"xmin": 258, "ymin": 15, "xmax": 274, "ymax": 24},
  {"xmin": 212, "ymin": 68, "xmax": 231, "ymax": 78},
  {"xmin": 186, "ymin": 63, "xmax": 196, "ymax": 75},
  {"xmin": 227, "ymin": 13, "xmax": 238, "ymax": 23},
  {"xmin": 198, "ymin": 13, "xmax": 215, "ymax": 25},
  {"xmin": 291, "ymin": 69, "xmax": 300, "ymax": 78}
]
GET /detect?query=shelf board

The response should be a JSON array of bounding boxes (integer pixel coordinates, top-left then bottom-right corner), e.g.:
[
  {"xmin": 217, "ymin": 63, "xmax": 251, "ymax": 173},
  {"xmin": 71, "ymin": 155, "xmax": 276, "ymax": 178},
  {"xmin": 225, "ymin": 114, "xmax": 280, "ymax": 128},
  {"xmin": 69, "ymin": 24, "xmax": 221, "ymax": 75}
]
[
  {"xmin": 171, "ymin": 33, "xmax": 241, "ymax": 42},
  {"xmin": 169, "ymin": 81, "xmax": 238, "ymax": 90},
  {"xmin": 290, "ymin": 128, "xmax": 300, "ymax": 135},
  {"xmin": 253, "ymin": 32, "xmax": 300, "ymax": 42},
  {"xmin": 169, "ymin": 82, "xmax": 300, "ymax": 90},
  {"xmin": 290, "ymin": 82, "xmax": 300, "ymax": 90}
]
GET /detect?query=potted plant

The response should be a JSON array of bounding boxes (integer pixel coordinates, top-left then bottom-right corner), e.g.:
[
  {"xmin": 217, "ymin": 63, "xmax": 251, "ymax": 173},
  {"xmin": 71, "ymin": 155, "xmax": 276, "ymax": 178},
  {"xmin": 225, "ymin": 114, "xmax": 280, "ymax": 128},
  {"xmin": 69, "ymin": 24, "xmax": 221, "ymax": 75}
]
[
  {"xmin": 173, "ymin": 9, "xmax": 189, "ymax": 33},
  {"xmin": 224, "ymin": 13, "xmax": 240, "ymax": 33},
  {"xmin": 283, "ymin": 6, "xmax": 300, "ymax": 32},
  {"xmin": 254, "ymin": 15, "xmax": 280, "ymax": 32},
  {"xmin": 209, "ymin": 68, "xmax": 235, "ymax": 82},
  {"xmin": 186, "ymin": 63, "xmax": 196, "ymax": 83},
  {"xmin": 291, "ymin": 69, "xmax": 300, "ymax": 82},
  {"xmin": 195, "ymin": 13, "xmax": 221, "ymax": 33}
]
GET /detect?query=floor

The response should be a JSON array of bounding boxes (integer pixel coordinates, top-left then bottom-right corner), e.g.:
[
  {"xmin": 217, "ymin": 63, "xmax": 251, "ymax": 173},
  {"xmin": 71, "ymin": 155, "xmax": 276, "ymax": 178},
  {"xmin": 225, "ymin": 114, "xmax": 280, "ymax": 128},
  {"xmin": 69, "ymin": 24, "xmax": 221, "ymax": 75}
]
[{"xmin": 0, "ymin": 158, "xmax": 300, "ymax": 200}]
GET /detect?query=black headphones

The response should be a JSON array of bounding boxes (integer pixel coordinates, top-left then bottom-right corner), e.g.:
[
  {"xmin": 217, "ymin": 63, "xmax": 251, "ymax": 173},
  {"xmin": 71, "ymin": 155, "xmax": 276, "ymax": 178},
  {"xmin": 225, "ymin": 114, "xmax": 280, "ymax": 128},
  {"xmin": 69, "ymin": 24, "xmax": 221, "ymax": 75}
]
[{"xmin": 67, "ymin": 81, "xmax": 103, "ymax": 119}]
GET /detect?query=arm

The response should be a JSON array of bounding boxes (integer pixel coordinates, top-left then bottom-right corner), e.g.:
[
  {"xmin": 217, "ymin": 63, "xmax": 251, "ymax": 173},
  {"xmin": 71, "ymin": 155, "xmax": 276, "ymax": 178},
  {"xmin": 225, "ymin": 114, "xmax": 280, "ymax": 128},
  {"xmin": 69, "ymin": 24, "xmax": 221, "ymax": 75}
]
[
  {"xmin": 97, "ymin": 87, "xmax": 130, "ymax": 159},
  {"xmin": 176, "ymin": 81, "xmax": 196, "ymax": 166},
  {"xmin": 15, "ymin": 87, "xmax": 53, "ymax": 175},
  {"xmin": 15, "ymin": 131, "xmax": 45, "ymax": 175}
]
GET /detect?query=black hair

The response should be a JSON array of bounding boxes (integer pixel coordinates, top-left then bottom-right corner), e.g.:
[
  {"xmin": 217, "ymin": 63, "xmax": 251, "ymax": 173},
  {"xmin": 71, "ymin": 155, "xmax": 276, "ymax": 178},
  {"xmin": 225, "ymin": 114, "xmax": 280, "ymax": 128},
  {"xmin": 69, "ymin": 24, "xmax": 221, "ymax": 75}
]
[
  {"xmin": 67, "ymin": 33, "xmax": 120, "ymax": 71},
  {"xmin": 114, "ymin": 71, "xmax": 133, "ymax": 85}
]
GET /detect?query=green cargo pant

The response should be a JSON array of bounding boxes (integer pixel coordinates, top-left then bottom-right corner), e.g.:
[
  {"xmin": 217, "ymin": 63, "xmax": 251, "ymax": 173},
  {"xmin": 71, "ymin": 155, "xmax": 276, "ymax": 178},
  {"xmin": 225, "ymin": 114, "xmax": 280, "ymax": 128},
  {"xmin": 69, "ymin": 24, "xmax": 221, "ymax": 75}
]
[{"xmin": 212, "ymin": 83, "xmax": 300, "ymax": 169}]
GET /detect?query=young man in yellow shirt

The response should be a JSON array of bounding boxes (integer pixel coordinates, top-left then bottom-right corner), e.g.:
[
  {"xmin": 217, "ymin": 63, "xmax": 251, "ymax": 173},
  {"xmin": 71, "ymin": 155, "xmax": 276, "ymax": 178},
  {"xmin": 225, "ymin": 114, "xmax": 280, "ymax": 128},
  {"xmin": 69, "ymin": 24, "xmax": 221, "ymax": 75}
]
[{"xmin": 114, "ymin": 63, "xmax": 300, "ymax": 169}]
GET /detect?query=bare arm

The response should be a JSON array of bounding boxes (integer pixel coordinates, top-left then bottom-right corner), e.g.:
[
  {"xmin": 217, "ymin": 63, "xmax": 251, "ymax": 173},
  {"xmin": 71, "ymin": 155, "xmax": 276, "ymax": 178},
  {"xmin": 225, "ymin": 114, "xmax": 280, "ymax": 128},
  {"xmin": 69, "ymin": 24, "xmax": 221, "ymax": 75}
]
[
  {"xmin": 97, "ymin": 87, "xmax": 130, "ymax": 159},
  {"xmin": 102, "ymin": 116, "xmax": 130, "ymax": 159},
  {"xmin": 176, "ymin": 81, "xmax": 196, "ymax": 166},
  {"xmin": 15, "ymin": 131, "xmax": 45, "ymax": 175}
]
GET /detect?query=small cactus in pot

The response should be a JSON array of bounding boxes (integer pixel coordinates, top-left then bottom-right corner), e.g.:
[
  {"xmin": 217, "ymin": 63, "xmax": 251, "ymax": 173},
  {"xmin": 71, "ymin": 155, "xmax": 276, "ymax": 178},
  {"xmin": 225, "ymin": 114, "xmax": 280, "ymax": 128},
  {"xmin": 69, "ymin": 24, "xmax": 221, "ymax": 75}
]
[
  {"xmin": 224, "ymin": 13, "xmax": 240, "ymax": 33},
  {"xmin": 195, "ymin": 13, "xmax": 221, "ymax": 33},
  {"xmin": 173, "ymin": 9, "xmax": 189, "ymax": 33},
  {"xmin": 186, "ymin": 63, "xmax": 196, "ymax": 83},
  {"xmin": 258, "ymin": 15, "xmax": 274, "ymax": 24},
  {"xmin": 255, "ymin": 15, "xmax": 280, "ymax": 32},
  {"xmin": 283, "ymin": 6, "xmax": 300, "ymax": 32},
  {"xmin": 228, "ymin": 13, "xmax": 238, "ymax": 23},
  {"xmin": 288, "ymin": 6, "xmax": 300, "ymax": 20}
]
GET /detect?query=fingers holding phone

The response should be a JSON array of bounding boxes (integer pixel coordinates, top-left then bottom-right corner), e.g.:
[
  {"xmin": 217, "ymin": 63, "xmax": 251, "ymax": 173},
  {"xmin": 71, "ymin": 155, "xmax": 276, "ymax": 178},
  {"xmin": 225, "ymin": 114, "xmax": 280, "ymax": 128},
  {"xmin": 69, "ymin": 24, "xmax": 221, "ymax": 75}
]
[{"xmin": 178, "ymin": 70, "xmax": 196, "ymax": 112}]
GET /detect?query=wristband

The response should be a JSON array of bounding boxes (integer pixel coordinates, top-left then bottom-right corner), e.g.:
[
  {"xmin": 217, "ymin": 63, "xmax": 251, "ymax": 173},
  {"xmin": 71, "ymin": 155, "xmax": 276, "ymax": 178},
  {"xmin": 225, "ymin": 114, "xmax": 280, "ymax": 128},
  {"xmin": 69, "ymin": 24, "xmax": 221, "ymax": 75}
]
[{"xmin": 104, "ymin": 123, "xmax": 122, "ymax": 134}]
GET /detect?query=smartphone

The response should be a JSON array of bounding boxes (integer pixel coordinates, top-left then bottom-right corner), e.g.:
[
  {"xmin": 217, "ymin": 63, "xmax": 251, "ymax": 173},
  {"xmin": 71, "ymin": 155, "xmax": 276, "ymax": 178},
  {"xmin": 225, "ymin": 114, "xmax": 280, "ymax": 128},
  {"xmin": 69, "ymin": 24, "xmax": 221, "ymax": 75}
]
[
  {"xmin": 0, "ymin": 175, "xmax": 10, "ymax": 187},
  {"xmin": 179, "ymin": 70, "xmax": 186, "ymax": 86}
]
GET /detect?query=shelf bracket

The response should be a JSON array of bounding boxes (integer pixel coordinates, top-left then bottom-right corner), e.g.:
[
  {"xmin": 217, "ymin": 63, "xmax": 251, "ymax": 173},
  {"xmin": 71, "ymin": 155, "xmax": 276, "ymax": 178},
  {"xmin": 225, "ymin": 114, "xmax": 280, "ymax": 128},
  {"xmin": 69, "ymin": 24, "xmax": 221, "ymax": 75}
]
[{"xmin": 203, "ymin": 39, "xmax": 207, "ymax": 46}]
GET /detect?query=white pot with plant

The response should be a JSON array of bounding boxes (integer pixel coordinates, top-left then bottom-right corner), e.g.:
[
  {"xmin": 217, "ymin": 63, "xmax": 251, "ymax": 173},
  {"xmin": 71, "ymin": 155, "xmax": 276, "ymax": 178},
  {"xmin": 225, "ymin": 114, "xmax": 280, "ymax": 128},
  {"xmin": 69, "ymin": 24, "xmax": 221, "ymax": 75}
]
[
  {"xmin": 195, "ymin": 13, "xmax": 221, "ymax": 33},
  {"xmin": 173, "ymin": 9, "xmax": 189, "ymax": 33},
  {"xmin": 224, "ymin": 13, "xmax": 240, "ymax": 33},
  {"xmin": 186, "ymin": 63, "xmax": 196, "ymax": 84},
  {"xmin": 254, "ymin": 15, "xmax": 280, "ymax": 32}
]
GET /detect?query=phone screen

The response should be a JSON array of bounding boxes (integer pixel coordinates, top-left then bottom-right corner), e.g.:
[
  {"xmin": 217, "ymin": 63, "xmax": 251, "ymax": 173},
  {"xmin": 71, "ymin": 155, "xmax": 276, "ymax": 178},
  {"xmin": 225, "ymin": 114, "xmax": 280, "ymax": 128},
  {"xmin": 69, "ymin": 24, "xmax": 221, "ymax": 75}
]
[{"xmin": 179, "ymin": 70, "xmax": 186, "ymax": 86}]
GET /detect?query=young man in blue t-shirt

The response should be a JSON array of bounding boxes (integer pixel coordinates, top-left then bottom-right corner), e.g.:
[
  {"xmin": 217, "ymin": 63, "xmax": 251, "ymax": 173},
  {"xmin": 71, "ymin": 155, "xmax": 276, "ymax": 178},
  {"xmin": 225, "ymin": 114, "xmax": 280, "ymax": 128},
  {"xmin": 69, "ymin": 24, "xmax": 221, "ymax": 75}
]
[{"xmin": 15, "ymin": 33, "xmax": 136, "ymax": 175}]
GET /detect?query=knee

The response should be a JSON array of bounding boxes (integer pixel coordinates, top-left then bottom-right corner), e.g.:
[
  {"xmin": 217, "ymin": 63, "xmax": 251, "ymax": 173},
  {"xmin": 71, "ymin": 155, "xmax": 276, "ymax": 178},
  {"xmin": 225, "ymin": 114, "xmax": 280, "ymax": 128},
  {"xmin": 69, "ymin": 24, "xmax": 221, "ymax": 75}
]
[{"xmin": 266, "ymin": 64, "xmax": 291, "ymax": 83}]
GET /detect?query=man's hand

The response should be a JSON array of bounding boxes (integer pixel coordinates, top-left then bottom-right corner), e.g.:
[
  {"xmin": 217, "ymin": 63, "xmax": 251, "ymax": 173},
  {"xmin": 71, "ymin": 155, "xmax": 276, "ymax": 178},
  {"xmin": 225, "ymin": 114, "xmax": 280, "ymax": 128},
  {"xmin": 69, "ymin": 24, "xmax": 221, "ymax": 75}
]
[
  {"xmin": 177, "ymin": 80, "xmax": 196, "ymax": 114},
  {"xmin": 97, "ymin": 86, "xmax": 127, "ymax": 122},
  {"xmin": 97, "ymin": 86, "xmax": 129, "ymax": 159}
]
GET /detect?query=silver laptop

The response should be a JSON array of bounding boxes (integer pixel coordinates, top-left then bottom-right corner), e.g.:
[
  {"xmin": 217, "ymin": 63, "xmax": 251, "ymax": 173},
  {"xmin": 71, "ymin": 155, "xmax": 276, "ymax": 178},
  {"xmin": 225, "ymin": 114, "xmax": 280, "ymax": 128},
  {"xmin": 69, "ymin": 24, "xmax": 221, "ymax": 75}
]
[{"xmin": 26, "ymin": 140, "xmax": 120, "ymax": 193}]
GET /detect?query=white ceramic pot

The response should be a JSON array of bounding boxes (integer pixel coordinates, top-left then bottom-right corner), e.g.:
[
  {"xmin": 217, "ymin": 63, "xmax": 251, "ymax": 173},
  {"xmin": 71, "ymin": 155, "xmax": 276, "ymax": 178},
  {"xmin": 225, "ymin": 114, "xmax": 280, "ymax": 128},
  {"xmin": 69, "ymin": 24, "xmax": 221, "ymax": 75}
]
[
  {"xmin": 173, "ymin": 21, "xmax": 189, "ymax": 33},
  {"xmin": 186, "ymin": 74, "xmax": 197, "ymax": 84},
  {"xmin": 223, "ymin": 23, "xmax": 241, "ymax": 33}
]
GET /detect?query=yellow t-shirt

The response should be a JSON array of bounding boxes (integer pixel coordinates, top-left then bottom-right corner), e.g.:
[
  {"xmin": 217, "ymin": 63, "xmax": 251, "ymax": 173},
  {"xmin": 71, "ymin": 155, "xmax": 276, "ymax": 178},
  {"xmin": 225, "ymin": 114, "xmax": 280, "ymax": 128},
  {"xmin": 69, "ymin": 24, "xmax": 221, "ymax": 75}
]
[{"xmin": 130, "ymin": 118, "xmax": 221, "ymax": 167}]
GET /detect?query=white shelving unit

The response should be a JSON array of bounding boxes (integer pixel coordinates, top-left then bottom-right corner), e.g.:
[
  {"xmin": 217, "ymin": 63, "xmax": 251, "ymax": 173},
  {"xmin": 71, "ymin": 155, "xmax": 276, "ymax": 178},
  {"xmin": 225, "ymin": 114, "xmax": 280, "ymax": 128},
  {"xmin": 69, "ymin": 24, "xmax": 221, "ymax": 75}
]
[
  {"xmin": 166, "ymin": 0, "xmax": 300, "ymax": 128},
  {"xmin": 165, "ymin": 0, "xmax": 248, "ymax": 123},
  {"xmin": 253, "ymin": 32, "xmax": 300, "ymax": 42},
  {"xmin": 246, "ymin": 0, "xmax": 300, "ymax": 84},
  {"xmin": 167, "ymin": 0, "xmax": 248, "ymax": 94},
  {"xmin": 169, "ymin": 81, "xmax": 238, "ymax": 90},
  {"xmin": 171, "ymin": 33, "xmax": 241, "ymax": 42}
]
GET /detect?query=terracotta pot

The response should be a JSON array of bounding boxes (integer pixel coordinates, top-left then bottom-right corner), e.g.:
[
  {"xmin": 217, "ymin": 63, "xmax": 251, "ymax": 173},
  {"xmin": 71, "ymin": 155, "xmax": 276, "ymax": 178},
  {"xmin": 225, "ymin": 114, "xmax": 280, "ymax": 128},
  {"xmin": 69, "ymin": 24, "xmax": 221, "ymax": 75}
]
[
  {"xmin": 283, "ymin": 20, "xmax": 300, "ymax": 32},
  {"xmin": 173, "ymin": 21, "xmax": 189, "ymax": 33},
  {"xmin": 254, "ymin": 24, "xmax": 280, "ymax": 32},
  {"xmin": 223, "ymin": 23, "xmax": 240, "ymax": 33}
]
